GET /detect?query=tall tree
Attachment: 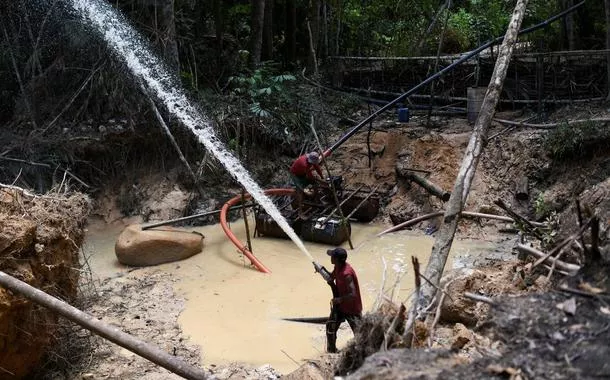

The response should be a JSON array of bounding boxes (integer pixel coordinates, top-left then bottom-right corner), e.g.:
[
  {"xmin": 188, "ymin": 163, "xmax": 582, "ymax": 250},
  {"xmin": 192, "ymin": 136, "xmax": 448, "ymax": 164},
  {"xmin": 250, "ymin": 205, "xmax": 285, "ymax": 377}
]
[
  {"xmin": 285, "ymin": 0, "xmax": 297, "ymax": 64},
  {"xmin": 250, "ymin": 0, "xmax": 266, "ymax": 67},
  {"xmin": 156, "ymin": 0, "xmax": 179, "ymax": 73},
  {"xmin": 214, "ymin": 0, "xmax": 225, "ymax": 54},
  {"xmin": 606, "ymin": 0, "xmax": 610, "ymax": 100},
  {"xmin": 564, "ymin": 0, "xmax": 576, "ymax": 49},
  {"xmin": 262, "ymin": 0, "xmax": 274, "ymax": 61}
]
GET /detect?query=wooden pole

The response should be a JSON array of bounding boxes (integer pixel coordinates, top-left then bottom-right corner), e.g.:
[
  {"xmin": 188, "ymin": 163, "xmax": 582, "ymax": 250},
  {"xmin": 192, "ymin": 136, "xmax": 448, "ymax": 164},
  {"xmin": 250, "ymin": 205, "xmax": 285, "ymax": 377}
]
[
  {"xmin": 345, "ymin": 185, "xmax": 381, "ymax": 220},
  {"xmin": 419, "ymin": 0, "xmax": 530, "ymax": 308},
  {"xmin": 241, "ymin": 188, "xmax": 253, "ymax": 253},
  {"xmin": 141, "ymin": 204, "xmax": 252, "ymax": 230},
  {"xmin": 0, "ymin": 271, "xmax": 207, "ymax": 380},
  {"xmin": 308, "ymin": 116, "xmax": 354, "ymax": 249}
]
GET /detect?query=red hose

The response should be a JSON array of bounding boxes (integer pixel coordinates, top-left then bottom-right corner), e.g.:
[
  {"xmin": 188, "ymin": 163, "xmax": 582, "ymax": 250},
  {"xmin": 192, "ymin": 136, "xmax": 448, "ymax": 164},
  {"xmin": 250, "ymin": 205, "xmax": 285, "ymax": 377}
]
[{"xmin": 219, "ymin": 188, "xmax": 295, "ymax": 273}]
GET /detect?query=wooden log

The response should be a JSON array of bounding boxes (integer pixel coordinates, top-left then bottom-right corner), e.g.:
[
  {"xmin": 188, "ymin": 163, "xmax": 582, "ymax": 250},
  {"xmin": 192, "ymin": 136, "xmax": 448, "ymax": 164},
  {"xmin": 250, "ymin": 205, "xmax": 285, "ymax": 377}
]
[
  {"xmin": 376, "ymin": 210, "xmax": 545, "ymax": 237},
  {"xmin": 397, "ymin": 168, "xmax": 451, "ymax": 201},
  {"xmin": 515, "ymin": 175, "xmax": 529, "ymax": 201},
  {"xmin": 0, "ymin": 271, "xmax": 208, "ymax": 380},
  {"xmin": 515, "ymin": 244, "xmax": 580, "ymax": 273}
]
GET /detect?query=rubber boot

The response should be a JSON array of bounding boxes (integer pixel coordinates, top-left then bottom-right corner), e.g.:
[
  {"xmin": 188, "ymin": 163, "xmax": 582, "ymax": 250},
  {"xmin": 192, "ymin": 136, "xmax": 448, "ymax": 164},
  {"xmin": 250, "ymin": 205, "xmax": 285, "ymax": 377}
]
[{"xmin": 326, "ymin": 320, "xmax": 338, "ymax": 353}]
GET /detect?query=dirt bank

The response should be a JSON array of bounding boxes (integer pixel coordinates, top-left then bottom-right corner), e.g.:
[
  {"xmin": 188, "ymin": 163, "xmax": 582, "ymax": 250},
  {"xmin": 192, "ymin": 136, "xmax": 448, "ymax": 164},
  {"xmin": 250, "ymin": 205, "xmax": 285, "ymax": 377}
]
[{"xmin": 0, "ymin": 187, "xmax": 90, "ymax": 378}]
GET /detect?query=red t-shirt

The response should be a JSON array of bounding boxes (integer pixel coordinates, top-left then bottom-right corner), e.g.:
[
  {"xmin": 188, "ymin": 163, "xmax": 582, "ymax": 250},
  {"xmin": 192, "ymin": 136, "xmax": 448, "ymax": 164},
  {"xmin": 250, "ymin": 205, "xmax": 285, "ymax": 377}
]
[
  {"xmin": 290, "ymin": 155, "xmax": 323, "ymax": 179},
  {"xmin": 332, "ymin": 263, "xmax": 363, "ymax": 315}
]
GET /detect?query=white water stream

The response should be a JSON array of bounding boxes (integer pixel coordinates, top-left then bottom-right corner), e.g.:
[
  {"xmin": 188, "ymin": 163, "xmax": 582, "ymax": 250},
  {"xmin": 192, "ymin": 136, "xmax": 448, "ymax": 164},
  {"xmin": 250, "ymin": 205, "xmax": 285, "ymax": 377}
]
[{"xmin": 66, "ymin": 0, "xmax": 313, "ymax": 261}]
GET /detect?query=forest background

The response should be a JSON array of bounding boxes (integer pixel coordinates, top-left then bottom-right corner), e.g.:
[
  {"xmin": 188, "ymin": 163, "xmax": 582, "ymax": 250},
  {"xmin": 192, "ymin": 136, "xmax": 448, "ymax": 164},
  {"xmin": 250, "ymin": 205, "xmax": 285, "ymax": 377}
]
[{"xmin": 0, "ymin": 0, "xmax": 609, "ymax": 192}]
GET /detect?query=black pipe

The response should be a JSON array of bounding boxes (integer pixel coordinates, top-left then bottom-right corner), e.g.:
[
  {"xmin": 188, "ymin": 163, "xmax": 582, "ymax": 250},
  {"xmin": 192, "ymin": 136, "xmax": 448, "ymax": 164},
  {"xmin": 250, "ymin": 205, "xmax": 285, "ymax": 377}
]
[{"xmin": 325, "ymin": 1, "xmax": 586, "ymax": 155}]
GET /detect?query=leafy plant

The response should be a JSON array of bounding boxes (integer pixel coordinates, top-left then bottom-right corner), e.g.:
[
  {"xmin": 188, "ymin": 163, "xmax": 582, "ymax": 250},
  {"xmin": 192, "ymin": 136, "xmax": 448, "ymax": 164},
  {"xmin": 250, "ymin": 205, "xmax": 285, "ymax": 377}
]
[
  {"xmin": 543, "ymin": 121, "xmax": 607, "ymax": 160},
  {"xmin": 534, "ymin": 193, "xmax": 551, "ymax": 220},
  {"xmin": 228, "ymin": 64, "xmax": 296, "ymax": 118}
]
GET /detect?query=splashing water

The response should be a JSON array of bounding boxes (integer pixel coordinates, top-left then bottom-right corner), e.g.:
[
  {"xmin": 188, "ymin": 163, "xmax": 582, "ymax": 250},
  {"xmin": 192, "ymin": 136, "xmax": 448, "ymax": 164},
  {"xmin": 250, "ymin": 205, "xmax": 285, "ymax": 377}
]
[{"xmin": 66, "ymin": 0, "xmax": 314, "ymax": 262}]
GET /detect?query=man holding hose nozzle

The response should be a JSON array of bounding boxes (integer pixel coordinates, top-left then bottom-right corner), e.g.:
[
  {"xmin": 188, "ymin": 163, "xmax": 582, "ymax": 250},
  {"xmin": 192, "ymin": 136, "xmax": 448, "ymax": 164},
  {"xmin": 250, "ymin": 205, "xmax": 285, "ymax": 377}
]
[{"xmin": 314, "ymin": 247, "xmax": 362, "ymax": 353}]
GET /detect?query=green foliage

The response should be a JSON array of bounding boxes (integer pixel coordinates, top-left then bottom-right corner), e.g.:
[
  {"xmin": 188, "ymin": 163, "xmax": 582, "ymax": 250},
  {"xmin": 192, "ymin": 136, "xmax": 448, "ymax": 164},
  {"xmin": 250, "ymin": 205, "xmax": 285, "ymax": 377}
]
[
  {"xmin": 228, "ymin": 64, "xmax": 296, "ymax": 118},
  {"xmin": 540, "ymin": 211, "xmax": 560, "ymax": 250},
  {"xmin": 534, "ymin": 193, "xmax": 552, "ymax": 220},
  {"xmin": 543, "ymin": 121, "xmax": 609, "ymax": 160},
  {"xmin": 447, "ymin": 9, "xmax": 475, "ymax": 51}
]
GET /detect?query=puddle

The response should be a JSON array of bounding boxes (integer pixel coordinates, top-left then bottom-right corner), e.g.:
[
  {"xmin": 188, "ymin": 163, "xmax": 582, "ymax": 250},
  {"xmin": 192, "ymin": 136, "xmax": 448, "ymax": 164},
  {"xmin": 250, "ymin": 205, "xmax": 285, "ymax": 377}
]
[{"xmin": 83, "ymin": 217, "xmax": 498, "ymax": 374}]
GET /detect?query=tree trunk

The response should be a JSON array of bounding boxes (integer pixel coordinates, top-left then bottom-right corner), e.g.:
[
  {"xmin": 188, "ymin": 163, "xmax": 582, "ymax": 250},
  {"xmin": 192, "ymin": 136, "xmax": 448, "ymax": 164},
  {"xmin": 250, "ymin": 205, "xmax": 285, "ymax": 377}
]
[
  {"xmin": 214, "ymin": 0, "xmax": 224, "ymax": 53},
  {"xmin": 250, "ymin": 0, "xmax": 266, "ymax": 67},
  {"xmin": 286, "ymin": 0, "xmax": 297, "ymax": 64},
  {"xmin": 307, "ymin": 0, "xmax": 320, "ymax": 75},
  {"xmin": 565, "ymin": 0, "xmax": 576, "ymax": 50},
  {"xmin": 418, "ymin": 0, "xmax": 530, "ymax": 308},
  {"xmin": 156, "ymin": 0, "xmax": 179, "ymax": 74},
  {"xmin": 321, "ymin": 1, "xmax": 328, "ymax": 59},
  {"xmin": 606, "ymin": 0, "xmax": 610, "ymax": 100},
  {"xmin": 262, "ymin": 0, "xmax": 274, "ymax": 61}
]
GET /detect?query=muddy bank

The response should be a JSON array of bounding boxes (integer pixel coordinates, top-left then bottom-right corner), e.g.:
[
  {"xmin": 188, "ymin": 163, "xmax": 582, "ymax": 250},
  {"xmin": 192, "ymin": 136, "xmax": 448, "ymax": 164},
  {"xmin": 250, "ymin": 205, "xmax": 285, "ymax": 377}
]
[
  {"xmin": 0, "ymin": 187, "xmax": 90, "ymax": 378},
  {"xmin": 344, "ymin": 261, "xmax": 610, "ymax": 379}
]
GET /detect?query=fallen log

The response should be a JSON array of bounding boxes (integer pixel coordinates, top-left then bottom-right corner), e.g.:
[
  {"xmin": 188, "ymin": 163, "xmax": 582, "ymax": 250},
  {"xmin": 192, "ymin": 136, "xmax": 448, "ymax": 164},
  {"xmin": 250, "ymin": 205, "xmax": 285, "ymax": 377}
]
[
  {"xmin": 515, "ymin": 175, "xmax": 529, "ymax": 201},
  {"xmin": 493, "ymin": 116, "xmax": 610, "ymax": 129},
  {"xmin": 515, "ymin": 244, "xmax": 581, "ymax": 273},
  {"xmin": 0, "ymin": 271, "xmax": 208, "ymax": 380},
  {"xmin": 377, "ymin": 210, "xmax": 545, "ymax": 237},
  {"xmin": 398, "ymin": 169, "xmax": 451, "ymax": 202}
]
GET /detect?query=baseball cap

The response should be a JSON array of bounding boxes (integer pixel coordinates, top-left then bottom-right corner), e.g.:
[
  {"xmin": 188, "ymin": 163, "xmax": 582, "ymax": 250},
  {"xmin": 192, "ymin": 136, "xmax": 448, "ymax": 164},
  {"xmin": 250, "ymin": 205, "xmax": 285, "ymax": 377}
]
[
  {"xmin": 306, "ymin": 152, "xmax": 321, "ymax": 164},
  {"xmin": 327, "ymin": 247, "xmax": 347, "ymax": 257}
]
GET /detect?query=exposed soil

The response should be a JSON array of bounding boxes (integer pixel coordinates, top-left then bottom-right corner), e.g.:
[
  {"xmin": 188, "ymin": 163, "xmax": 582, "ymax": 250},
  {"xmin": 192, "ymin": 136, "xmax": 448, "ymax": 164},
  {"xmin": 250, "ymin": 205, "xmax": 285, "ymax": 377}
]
[
  {"xmin": 1, "ymin": 102, "xmax": 609, "ymax": 379},
  {"xmin": 0, "ymin": 187, "xmax": 90, "ymax": 378}
]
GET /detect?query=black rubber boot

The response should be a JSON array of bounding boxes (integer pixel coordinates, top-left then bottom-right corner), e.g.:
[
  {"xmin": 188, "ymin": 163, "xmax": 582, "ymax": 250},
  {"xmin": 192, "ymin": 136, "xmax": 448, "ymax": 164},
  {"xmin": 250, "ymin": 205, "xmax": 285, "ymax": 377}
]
[{"xmin": 326, "ymin": 320, "xmax": 338, "ymax": 353}]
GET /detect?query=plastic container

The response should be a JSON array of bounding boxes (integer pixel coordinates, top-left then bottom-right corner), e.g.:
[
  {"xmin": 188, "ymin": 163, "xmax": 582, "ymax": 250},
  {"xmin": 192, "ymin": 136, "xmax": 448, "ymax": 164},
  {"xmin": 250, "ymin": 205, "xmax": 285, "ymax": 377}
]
[
  {"xmin": 467, "ymin": 87, "xmax": 486, "ymax": 124},
  {"xmin": 397, "ymin": 107, "xmax": 410, "ymax": 122}
]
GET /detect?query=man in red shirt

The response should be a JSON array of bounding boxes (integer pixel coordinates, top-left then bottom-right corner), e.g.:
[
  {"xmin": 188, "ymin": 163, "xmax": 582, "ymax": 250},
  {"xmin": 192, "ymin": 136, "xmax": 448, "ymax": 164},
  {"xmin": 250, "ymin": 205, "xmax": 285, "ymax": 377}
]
[
  {"xmin": 325, "ymin": 247, "xmax": 363, "ymax": 353},
  {"xmin": 289, "ymin": 151, "xmax": 325, "ymax": 218}
]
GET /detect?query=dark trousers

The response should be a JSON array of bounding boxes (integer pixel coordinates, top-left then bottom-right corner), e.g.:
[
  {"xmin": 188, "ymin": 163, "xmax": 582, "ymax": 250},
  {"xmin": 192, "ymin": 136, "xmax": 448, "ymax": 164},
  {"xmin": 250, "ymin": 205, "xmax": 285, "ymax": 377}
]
[{"xmin": 326, "ymin": 308, "xmax": 361, "ymax": 353}]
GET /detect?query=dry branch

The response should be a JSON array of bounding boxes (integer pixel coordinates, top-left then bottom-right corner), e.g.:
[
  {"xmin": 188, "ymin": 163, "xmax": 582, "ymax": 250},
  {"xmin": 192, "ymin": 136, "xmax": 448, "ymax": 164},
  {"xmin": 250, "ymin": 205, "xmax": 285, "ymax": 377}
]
[
  {"xmin": 383, "ymin": 303, "xmax": 406, "ymax": 351},
  {"xmin": 403, "ymin": 257, "xmax": 422, "ymax": 346},
  {"xmin": 494, "ymin": 199, "xmax": 544, "ymax": 240},
  {"xmin": 515, "ymin": 244, "xmax": 581, "ymax": 273},
  {"xmin": 531, "ymin": 218, "xmax": 593, "ymax": 270},
  {"xmin": 464, "ymin": 292, "xmax": 497, "ymax": 306}
]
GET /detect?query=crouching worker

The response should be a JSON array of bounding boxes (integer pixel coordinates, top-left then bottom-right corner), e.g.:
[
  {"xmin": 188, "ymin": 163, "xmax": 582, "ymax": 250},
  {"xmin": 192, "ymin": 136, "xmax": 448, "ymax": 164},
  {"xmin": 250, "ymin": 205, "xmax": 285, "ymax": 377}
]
[
  {"xmin": 289, "ymin": 151, "xmax": 325, "ymax": 219},
  {"xmin": 325, "ymin": 247, "xmax": 362, "ymax": 353}
]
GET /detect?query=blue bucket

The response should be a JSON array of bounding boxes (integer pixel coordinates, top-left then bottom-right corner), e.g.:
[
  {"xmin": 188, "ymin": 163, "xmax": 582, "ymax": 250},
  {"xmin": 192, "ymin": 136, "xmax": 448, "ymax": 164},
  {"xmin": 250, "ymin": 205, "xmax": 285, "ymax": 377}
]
[{"xmin": 397, "ymin": 107, "xmax": 410, "ymax": 122}]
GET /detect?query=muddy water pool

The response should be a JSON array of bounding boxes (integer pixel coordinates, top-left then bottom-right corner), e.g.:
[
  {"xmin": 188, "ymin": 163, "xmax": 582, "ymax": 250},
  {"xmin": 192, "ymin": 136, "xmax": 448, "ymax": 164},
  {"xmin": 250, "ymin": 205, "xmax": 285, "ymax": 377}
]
[{"xmin": 83, "ymin": 218, "xmax": 497, "ymax": 374}]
